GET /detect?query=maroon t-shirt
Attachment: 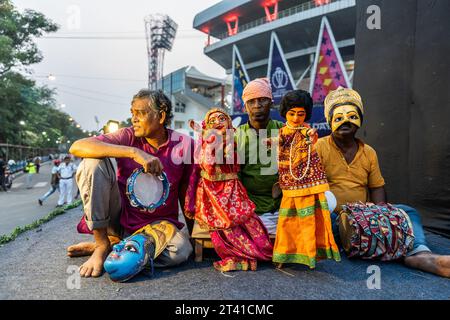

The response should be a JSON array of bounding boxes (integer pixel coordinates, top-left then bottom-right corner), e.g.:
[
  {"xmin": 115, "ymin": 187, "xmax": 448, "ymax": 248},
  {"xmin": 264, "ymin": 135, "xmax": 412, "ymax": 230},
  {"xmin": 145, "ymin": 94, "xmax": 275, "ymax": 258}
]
[{"xmin": 95, "ymin": 127, "xmax": 196, "ymax": 234}]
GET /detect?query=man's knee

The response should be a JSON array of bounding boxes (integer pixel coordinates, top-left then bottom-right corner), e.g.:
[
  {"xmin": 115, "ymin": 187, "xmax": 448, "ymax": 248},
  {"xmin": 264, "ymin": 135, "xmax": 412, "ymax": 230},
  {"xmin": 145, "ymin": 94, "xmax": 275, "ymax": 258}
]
[
  {"xmin": 156, "ymin": 232, "xmax": 193, "ymax": 267},
  {"xmin": 395, "ymin": 204, "xmax": 422, "ymax": 220},
  {"xmin": 76, "ymin": 158, "xmax": 115, "ymax": 185}
]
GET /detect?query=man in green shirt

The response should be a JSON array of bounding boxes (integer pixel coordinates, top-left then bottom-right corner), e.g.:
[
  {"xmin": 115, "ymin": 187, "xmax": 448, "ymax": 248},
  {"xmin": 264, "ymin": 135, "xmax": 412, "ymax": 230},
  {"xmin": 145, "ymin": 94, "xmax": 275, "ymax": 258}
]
[{"xmin": 236, "ymin": 78, "xmax": 283, "ymax": 234}]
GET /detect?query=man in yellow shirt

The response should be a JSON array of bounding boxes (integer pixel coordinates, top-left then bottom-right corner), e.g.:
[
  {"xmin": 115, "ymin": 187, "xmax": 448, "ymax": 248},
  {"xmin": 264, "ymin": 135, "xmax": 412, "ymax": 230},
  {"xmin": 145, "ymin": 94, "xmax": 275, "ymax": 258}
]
[
  {"xmin": 25, "ymin": 158, "xmax": 37, "ymax": 189},
  {"xmin": 316, "ymin": 87, "xmax": 450, "ymax": 278}
]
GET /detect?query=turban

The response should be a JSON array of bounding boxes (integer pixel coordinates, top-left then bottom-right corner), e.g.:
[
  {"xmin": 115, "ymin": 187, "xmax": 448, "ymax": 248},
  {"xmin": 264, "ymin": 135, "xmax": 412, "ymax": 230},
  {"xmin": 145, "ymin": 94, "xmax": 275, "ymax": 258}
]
[
  {"xmin": 242, "ymin": 78, "xmax": 273, "ymax": 105},
  {"xmin": 324, "ymin": 87, "xmax": 364, "ymax": 124}
]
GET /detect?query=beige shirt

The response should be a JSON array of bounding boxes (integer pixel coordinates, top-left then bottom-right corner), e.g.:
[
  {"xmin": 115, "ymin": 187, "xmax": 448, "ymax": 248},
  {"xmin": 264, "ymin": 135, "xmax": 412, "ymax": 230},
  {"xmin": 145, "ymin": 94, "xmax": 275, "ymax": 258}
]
[{"xmin": 315, "ymin": 136, "xmax": 385, "ymax": 211}]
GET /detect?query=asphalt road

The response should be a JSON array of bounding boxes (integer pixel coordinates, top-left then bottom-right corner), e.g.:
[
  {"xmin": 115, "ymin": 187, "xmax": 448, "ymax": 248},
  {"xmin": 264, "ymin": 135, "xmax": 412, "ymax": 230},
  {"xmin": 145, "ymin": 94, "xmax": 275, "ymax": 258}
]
[
  {"xmin": 0, "ymin": 204, "xmax": 449, "ymax": 300},
  {"xmin": 0, "ymin": 162, "xmax": 78, "ymax": 236}
]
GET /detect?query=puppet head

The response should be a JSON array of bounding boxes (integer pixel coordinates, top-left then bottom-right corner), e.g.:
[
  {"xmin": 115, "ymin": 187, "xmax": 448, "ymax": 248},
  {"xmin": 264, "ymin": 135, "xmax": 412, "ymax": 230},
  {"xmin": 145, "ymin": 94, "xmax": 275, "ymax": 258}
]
[
  {"xmin": 324, "ymin": 87, "xmax": 364, "ymax": 133},
  {"xmin": 204, "ymin": 108, "xmax": 232, "ymax": 135},
  {"xmin": 280, "ymin": 90, "xmax": 313, "ymax": 128},
  {"xmin": 103, "ymin": 222, "xmax": 175, "ymax": 282},
  {"xmin": 103, "ymin": 233, "xmax": 154, "ymax": 282}
]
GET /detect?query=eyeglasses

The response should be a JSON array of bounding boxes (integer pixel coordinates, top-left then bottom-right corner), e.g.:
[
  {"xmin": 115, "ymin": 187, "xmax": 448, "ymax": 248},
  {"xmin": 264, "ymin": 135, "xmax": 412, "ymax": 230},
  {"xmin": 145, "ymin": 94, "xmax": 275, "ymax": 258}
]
[{"xmin": 246, "ymin": 98, "xmax": 272, "ymax": 108}]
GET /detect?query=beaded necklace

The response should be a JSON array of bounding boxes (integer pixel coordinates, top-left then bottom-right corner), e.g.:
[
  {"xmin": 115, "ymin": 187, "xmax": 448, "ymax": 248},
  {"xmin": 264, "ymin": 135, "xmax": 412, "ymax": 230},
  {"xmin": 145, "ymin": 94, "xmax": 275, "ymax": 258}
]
[{"xmin": 286, "ymin": 124, "xmax": 312, "ymax": 181}]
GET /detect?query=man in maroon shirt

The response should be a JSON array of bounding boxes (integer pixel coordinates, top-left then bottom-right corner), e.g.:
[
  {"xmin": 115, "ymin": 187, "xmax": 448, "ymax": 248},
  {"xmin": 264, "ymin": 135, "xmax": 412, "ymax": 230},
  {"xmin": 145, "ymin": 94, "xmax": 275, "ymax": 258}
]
[{"xmin": 68, "ymin": 90, "xmax": 196, "ymax": 278}]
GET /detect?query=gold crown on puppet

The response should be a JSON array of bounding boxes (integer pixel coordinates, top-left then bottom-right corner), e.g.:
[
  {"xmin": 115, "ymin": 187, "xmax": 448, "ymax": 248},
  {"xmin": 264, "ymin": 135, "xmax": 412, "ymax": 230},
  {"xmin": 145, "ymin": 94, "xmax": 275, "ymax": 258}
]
[{"xmin": 324, "ymin": 87, "xmax": 364, "ymax": 123}]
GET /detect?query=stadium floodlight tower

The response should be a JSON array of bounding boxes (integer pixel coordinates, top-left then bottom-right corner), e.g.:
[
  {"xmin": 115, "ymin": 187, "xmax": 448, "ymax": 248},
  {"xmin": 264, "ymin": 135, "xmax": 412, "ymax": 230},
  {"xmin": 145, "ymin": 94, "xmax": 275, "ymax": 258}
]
[{"xmin": 144, "ymin": 14, "xmax": 178, "ymax": 90}]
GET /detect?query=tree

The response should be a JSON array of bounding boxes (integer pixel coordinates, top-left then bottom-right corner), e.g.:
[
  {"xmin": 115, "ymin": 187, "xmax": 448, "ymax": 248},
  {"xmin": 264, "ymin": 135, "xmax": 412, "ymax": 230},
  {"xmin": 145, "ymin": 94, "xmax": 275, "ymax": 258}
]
[
  {"xmin": 0, "ymin": 0, "xmax": 88, "ymax": 157},
  {"xmin": 0, "ymin": 0, "xmax": 58, "ymax": 76}
]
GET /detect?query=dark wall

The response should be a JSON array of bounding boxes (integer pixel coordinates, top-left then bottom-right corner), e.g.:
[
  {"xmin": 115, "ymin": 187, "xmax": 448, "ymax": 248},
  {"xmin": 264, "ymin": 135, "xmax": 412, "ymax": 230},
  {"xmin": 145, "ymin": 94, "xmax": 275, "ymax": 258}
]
[{"xmin": 353, "ymin": 0, "xmax": 450, "ymax": 237}]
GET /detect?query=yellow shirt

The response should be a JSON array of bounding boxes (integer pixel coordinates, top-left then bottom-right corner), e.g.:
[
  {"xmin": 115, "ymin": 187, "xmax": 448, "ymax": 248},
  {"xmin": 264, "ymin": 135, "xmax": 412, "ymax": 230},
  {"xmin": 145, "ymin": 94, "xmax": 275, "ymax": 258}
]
[{"xmin": 315, "ymin": 136, "xmax": 385, "ymax": 211}]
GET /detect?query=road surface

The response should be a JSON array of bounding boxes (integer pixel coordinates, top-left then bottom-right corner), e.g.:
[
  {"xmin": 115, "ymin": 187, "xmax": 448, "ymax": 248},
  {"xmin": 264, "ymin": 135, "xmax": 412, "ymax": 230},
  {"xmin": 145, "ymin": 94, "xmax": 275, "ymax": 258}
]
[{"xmin": 0, "ymin": 162, "xmax": 78, "ymax": 236}]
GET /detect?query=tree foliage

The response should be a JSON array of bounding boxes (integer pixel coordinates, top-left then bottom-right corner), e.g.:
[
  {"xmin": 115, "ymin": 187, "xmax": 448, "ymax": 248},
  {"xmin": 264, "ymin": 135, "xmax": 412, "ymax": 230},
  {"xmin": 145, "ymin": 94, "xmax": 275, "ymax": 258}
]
[{"xmin": 0, "ymin": 0, "xmax": 88, "ymax": 155}]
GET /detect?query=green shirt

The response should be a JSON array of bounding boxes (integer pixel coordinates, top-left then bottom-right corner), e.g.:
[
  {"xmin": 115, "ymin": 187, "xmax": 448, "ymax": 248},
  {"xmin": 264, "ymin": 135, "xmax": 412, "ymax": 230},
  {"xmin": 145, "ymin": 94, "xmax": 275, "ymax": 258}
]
[{"xmin": 236, "ymin": 119, "xmax": 284, "ymax": 214}]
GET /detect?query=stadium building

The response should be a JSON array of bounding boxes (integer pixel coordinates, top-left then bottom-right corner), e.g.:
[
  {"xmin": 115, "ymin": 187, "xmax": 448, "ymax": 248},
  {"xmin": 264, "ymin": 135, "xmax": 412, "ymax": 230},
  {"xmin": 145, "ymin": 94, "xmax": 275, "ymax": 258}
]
[{"xmin": 193, "ymin": 0, "xmax": 356, "ymax": 88}]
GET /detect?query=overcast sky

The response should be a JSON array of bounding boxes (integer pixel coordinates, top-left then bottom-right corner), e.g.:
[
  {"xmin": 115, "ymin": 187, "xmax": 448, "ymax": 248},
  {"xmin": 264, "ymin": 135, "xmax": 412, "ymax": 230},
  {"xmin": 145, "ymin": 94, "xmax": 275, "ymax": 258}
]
[{"xmin": 12, "ymin": 0, "xmax": 224, "ymax": 131}]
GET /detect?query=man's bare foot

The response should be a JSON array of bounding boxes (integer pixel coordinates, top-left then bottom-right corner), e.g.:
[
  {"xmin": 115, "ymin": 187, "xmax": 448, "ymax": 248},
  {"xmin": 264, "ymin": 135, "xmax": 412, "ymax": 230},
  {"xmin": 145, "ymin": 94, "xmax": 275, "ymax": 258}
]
[
  {"xmin": 404, "ymin": 252, "xmax": 450, "ymax": 278},
  {"xmin": 79, "ymin": 243, "xmax": 111, "ymax": 278},
  {"xmin": 67, "ymin": 236, "xmax": 120, "ymax": 257},
  {"xmin": 67, "ymin": 242, "xmax": 96, "ymax": 257}
]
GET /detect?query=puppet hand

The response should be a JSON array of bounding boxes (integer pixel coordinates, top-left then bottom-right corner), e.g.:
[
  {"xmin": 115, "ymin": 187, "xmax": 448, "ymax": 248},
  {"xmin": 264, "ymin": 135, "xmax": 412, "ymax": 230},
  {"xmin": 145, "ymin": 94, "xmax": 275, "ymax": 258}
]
[
  {"xmin": 307, "ymin": 128, "xmax": 317, "ymax": 137},
  {"xmin": 272, "ymin": 182, "xmax": 282, "ymax": 199}
]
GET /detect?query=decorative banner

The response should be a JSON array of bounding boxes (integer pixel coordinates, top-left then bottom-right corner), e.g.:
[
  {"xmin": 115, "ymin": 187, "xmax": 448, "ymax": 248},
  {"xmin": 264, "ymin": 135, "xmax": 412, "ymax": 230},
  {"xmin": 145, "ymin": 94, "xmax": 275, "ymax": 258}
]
[
  {"xmin": 310, "ymin": 16, "xmax": 351, "ymax": 104},
  {"xmin": 309, "ymin": 16, "xmax": 351, "ymax": 136},
  {"xmin": 232, "ymin": 45, "xmax": 250, "ymax": 114},
  {"xmin": 267, "ymin": 32, "xmax": 296, "ymax": 105},
  {"xmin": 309, "ymin": 106, "xmax": 331, "ymax": 138}
]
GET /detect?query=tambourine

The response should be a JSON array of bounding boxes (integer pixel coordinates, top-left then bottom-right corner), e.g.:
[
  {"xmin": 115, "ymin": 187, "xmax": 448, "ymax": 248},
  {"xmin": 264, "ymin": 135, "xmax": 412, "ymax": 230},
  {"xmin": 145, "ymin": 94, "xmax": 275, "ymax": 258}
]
[{"xmin": 126, "ymin": 168, "xmax": 170, "ymax": 212}]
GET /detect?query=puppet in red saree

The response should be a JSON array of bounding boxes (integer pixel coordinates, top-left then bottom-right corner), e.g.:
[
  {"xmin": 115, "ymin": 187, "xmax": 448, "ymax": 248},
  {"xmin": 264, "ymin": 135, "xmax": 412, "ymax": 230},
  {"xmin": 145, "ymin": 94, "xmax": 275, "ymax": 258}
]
[{"xmin": 188, "ymin": 108, "xmax": 273, "ymax": 272}]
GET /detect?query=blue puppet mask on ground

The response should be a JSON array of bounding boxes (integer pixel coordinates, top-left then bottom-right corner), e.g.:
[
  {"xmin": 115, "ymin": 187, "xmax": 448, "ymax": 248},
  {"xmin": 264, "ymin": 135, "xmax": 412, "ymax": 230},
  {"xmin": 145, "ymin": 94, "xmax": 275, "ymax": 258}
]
[{"xmin": 103, "ymin": 233, "xmax": 156, "ymax": 282}]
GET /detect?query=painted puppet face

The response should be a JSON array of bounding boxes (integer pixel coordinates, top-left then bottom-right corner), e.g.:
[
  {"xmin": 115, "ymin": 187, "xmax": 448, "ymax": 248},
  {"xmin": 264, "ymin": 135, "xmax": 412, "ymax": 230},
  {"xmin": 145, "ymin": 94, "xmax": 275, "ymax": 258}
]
[
  {"xmin": 286, "ymin": 107, "xmax": 307, "ymax": 128},
  {"xmin": 206, "ymin": 111, "xmax": 231, "ymax": 134},
  {"xmin": 103, "ymin": 233, "xmax": 154, "ymax": 282},
  {"xmin": 331, "ymin": 105, "xmax": 361, "ymax": 132}
]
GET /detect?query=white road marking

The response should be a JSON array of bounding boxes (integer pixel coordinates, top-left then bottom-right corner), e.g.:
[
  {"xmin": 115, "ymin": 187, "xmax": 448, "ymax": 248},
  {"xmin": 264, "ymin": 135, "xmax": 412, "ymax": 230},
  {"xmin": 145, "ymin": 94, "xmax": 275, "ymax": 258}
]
[
  {"xmin": 11, "ymin": 183, "xmax": 23, "ymax": 189},
  {"xmin": 34, "ymin": 182, "xmax": 48, "ymax": 188}
]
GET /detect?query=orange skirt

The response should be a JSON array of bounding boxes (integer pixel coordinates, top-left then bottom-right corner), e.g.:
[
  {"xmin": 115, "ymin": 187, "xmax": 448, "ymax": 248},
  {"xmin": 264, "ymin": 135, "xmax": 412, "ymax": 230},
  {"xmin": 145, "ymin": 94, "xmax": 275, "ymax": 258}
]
[{"xmin": 273, "ymin": 192, "xmax": 341, "ymax": 268}]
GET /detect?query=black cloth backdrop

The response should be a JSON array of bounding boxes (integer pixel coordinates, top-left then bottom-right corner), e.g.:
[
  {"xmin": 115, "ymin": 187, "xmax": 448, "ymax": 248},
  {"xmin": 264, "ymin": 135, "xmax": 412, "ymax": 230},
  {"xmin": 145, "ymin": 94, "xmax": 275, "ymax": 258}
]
[{"xmin": 353, "ymin": 0, "xmax": 450, "ymax": 237}]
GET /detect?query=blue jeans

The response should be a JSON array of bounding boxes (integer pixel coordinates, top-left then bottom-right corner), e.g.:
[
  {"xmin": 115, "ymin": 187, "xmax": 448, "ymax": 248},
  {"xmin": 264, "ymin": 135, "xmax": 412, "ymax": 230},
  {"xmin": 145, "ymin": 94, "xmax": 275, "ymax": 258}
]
[
  {"xmin": 39, "ymin": 184, "xmax": 59, "ymax": 202},
  {"xmin": 331, "ymin": 204, "xmax": 431, "ymax": 257}
]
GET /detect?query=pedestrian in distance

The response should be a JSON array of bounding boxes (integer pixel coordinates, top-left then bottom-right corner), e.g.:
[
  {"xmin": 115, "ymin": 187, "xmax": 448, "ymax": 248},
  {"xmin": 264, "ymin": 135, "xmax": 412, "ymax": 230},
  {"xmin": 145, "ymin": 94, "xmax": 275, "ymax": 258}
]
[{"xmin": 38, "ymin": 159, "xmax": 61, "ymax": 205}]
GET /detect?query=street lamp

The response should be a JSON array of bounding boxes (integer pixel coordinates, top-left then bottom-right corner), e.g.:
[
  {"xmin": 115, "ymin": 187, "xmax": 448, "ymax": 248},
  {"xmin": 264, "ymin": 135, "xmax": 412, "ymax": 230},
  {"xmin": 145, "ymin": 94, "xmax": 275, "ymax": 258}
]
[
  {"xmin": 48, "ymin": 74, "xmax": 56, "ymax": 81},
  {"xmin": 19, "ymin": 120, "xmax": 26, "ymax": 126},
  {"xmin": 103, "ymin": 120, "xmax": 120, "ymax": 134}
]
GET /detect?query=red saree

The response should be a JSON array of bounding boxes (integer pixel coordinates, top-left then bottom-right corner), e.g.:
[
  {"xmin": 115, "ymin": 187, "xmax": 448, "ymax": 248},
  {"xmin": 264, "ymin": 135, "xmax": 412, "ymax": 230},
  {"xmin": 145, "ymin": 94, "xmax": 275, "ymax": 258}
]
[{"xmin": 194, "ymin": 137, "xmax": 273, "ymax": 271}]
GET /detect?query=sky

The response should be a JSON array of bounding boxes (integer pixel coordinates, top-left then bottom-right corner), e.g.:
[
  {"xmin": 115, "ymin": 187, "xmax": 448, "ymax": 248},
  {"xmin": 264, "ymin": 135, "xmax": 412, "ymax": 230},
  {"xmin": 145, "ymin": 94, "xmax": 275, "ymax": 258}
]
[{"xmin": 12, "ymin": 0, "xmax": 225, "ymax": 131}]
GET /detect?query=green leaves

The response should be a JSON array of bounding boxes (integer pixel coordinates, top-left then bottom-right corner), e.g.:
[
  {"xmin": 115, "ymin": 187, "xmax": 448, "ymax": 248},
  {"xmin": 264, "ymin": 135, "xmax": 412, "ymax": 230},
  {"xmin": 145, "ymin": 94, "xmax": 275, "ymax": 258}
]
[
  {"xmin": 0, "ymin": 1, "xmax": 58, "ymax": 75},
  {"xmin": 0, "ymin": 1, "xmax": 87, "ymax": 149}
]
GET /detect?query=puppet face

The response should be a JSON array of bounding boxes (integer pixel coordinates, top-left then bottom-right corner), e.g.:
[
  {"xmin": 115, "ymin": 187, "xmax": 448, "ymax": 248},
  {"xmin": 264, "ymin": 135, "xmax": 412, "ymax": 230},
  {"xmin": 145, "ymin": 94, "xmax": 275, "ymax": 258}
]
[
  {"xmin": 286, "ymin": 107, "xmax": 307, "ymax": 128},
  {"xmin": 331, "ymin": 105, "xmax": 361, "ymax": 132},
  {"xmin": 206, "ymin": 111, "xmax": 231, "ymax": 134},
  {"xmin": 103, "ymin": 233, "xmax": 154, "ymax": 282}
]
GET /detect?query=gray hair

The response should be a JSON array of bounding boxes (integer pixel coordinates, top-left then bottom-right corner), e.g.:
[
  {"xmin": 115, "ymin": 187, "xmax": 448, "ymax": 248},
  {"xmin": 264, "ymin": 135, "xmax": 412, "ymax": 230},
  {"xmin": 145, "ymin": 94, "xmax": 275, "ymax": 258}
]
[{"xmin": 131, "ymin": 89, "xmax": 173, "ymax": 127}]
